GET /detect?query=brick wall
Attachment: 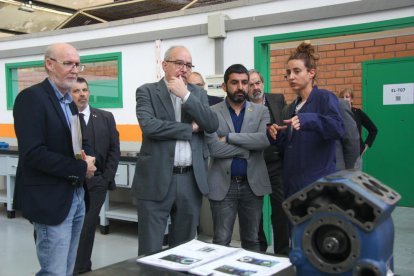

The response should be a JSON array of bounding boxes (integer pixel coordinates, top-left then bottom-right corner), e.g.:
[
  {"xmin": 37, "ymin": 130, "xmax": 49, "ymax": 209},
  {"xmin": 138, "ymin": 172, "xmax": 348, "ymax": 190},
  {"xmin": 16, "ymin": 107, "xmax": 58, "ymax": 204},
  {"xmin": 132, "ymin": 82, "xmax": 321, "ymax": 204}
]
[{"xmin": 269, "ymin": 34, "xmax": 414, "ymax": 107}]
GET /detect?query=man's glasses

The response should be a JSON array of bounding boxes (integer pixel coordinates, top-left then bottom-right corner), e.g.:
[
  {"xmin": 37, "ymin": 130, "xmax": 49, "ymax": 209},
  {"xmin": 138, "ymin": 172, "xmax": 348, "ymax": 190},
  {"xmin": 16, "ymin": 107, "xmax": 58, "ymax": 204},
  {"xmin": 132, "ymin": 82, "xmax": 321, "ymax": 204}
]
[
  {"xmin": 49, "ymin": 57, "xmax": 85, "ymax": 72},
  {"xmin": 165, "ymin": 60, "xmax": 194, "ymax": 71}
]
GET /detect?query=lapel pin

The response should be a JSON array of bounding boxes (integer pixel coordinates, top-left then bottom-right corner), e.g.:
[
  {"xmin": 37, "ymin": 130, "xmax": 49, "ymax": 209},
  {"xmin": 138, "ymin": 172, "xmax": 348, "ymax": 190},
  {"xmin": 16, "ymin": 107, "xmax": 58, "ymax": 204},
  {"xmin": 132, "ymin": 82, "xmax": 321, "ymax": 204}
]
[{"xmin": 247, "ymin": 108, "xmax": 253, "ymax": 112}]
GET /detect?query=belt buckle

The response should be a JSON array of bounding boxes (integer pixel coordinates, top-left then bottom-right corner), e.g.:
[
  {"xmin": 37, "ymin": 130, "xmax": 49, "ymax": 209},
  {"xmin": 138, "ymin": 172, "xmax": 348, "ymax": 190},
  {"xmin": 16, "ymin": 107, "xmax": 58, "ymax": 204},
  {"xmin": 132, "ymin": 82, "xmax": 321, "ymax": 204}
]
[
  {"xmin": 174, "ymin": 166, "xmax": 188, "ymax": 174},
  {"xmin": 233, "ymin": 176, "xmax": 245, "ymax": 183}
]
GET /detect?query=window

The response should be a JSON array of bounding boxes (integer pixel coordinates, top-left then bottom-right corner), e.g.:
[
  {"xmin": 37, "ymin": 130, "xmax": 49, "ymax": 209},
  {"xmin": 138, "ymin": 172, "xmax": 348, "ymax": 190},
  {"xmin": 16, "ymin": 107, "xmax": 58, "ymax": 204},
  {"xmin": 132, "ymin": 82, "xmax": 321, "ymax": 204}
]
[{"xmin": 5, "ymin": 52, "xmax": 122, "ymax": 109}]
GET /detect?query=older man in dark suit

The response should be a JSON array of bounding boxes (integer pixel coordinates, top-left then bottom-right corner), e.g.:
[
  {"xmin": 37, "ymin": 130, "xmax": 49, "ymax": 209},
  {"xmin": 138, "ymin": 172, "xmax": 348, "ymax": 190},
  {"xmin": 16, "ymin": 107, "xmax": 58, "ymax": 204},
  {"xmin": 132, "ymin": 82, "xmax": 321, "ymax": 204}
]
[
  {"xmin": 13, "ymin": 43, "xmax": 96, "ymax": 275},
  {"xmin": 71, "ymin": 77, "xmax": 120, "ymax": 274},
  {"xmin": 132, "ymin": 46, "xmax": 218, "ymax": 256},
  {"xmin": 336, "ymin": 98, "xmax": 360, "ymax": 170}
]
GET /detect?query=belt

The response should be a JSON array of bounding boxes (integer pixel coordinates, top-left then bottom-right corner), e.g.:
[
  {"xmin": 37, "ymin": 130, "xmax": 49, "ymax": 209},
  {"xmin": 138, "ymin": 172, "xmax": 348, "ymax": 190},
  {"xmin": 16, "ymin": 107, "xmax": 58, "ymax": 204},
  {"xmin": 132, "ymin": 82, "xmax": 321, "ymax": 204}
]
[
  {"xmin": 173, "ymin": 166, "xmax": 193, "ymax": 174},
  {"xmin": 231, "ymin": 176, "xmax": 247, "ymax": 182}
]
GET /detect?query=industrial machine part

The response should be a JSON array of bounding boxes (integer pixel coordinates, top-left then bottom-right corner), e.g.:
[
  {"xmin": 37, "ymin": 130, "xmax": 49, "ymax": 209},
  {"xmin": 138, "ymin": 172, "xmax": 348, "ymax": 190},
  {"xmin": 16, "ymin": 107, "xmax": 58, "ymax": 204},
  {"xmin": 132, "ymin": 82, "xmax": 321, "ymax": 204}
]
[{"xmin": 283, "ymin": 170, "xmax": 400, "ymax": 276}]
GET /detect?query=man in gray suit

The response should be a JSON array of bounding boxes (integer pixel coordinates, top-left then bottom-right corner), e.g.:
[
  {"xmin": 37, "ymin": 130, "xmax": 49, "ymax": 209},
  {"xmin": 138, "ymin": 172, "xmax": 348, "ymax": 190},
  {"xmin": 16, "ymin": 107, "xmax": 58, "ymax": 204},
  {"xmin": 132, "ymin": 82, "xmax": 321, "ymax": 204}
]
[
  {"xmin": 132, "ymin": 46, "xmax": 219, "ymax": 256},
  {"xmin": 336, "ymin": 98, "xmax": 360, "ymax": 170},
  {"xmin": 206, "ymin": 64, "xmax": 271, "ymax": 252}
]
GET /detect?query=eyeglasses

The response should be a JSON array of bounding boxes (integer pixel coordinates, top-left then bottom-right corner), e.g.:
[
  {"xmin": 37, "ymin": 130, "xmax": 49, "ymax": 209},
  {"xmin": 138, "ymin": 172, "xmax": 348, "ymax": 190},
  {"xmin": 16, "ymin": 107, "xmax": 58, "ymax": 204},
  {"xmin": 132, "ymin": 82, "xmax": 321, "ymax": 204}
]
[
  {"xmin": 49, "ymin": 57, "xmax": 85, "ymax": 72},
  {"xmin": 165, "ymin": 60, "xmax": 194, "ymax": 71}
]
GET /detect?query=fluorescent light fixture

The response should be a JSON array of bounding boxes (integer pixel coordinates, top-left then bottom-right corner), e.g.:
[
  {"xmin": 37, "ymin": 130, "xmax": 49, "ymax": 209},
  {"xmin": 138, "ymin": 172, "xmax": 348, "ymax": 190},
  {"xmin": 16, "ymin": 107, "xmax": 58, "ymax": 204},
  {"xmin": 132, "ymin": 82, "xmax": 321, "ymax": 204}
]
[
  {"xmin": 0, "ymin": 0, "xmax": 72, "ymax": 15},
  {"xmin": 18, "ymin": 1, "xmax": 34, "ymax": 13}
]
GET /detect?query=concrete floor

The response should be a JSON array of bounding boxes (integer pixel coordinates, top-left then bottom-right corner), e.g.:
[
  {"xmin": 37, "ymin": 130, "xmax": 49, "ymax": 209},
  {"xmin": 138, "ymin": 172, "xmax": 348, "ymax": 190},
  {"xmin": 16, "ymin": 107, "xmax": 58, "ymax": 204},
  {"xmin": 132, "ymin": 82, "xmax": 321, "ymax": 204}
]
[{"xmin": 0, "ymin": 206, "xmax": 413, "ymax": 276}]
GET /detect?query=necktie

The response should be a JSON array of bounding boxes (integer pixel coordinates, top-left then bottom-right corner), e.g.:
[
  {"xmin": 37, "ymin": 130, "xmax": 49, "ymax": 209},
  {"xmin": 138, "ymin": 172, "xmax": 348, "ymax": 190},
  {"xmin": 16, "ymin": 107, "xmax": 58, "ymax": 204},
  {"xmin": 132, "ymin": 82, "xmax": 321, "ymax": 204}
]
[{"xmin": 79, "ymin": 113, "xmax": 87, "ymax": 133}]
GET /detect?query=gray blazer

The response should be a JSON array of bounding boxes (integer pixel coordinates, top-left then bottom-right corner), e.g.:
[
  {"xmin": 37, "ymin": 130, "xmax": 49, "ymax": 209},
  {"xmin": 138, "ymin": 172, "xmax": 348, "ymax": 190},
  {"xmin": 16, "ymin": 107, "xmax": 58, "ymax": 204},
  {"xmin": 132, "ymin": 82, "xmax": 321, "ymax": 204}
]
[
  {"xmin": 206, "ymin": 100, "xmax": 272, "ymax": 201},
  {"xmin": 132, "ymin": 79, "xmax": 219, "ymax": 201},
  {"xmin": 336, "ymin": 99, "xmax": 360, "ymax": 170}
]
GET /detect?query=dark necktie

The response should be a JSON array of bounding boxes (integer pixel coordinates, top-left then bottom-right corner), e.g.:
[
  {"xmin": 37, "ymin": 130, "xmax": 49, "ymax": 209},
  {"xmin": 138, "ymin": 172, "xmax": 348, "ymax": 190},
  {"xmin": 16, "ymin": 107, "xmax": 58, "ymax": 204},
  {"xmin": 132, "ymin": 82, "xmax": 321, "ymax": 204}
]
[{"xmin": 79, "ymin": 113, "xmax": 87, "ymax": 133}]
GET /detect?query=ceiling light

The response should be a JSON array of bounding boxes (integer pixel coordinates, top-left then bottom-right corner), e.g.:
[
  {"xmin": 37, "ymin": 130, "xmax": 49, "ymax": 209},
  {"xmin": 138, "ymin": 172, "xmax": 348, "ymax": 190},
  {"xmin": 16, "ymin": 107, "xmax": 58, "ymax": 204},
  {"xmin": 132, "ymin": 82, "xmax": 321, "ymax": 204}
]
[{"xmin": 18, "ymin": 1, "xmax": 34, "ymax": 13}]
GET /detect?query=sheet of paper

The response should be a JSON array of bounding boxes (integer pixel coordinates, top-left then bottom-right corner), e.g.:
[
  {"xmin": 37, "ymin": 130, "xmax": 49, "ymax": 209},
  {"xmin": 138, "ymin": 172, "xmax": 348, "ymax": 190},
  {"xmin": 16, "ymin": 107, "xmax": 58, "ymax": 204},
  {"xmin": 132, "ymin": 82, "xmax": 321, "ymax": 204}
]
[
  {"xmin": 136, "ymin": 239, "xmax": 241, "ymax": 271},
  {"xmin": 189, "ymin": 249, "xmax": 291, "ymax": 276}
]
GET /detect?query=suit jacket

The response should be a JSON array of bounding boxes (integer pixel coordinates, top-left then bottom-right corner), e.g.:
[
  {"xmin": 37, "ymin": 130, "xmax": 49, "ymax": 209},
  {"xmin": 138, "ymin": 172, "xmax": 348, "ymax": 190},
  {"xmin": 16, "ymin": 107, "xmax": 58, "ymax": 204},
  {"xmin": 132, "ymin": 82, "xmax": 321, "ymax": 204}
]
[
  {"xmin": 13, "ymin": 78, "xmax": 89, "ymax": 225},
  {"xmin": 132, "ymin": 79, "xmax": 219, "ymax": 201},
  {"xmin": 206, "ymin": 100, "xmax": 272, "ymax": 201},
  {"xmin": 352, "ymin": 107, "xmax": 378, "ymax": 154},
  {"xmin": 87, "ymin": 107, "xmax": 120, "ymax": 190},
  {"xmin": 208, "ymin": 95, "xmax": 224, "ymax": 106},
  {"xmin": 263, "ymin": 93, "xmax": 286, "ymax": 163},
  {"xmin": 336, "ymin": 99, "xmax": 359, "ymax": 170}
]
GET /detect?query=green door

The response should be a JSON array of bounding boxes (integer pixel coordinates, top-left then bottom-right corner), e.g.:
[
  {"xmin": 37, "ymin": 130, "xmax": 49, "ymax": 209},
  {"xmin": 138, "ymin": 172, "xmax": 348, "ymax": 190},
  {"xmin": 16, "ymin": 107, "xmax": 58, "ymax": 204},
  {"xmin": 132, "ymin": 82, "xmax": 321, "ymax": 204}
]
[{"xmin": 363, "ymin": 56, "xmax": 414, "ymax": 207}]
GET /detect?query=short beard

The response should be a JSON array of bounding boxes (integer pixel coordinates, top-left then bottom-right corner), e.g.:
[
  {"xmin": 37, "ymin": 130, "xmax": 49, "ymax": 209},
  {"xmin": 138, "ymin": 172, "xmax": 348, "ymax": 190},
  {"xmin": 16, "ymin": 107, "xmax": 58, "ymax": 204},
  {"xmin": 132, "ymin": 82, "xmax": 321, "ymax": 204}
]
[
  {"xmin": 249, "ymin": 90, "xmax": 263, "ymax": 101},
  {"xmin": 228, "ymin": 91, "xmax": 247, "ymax": 103},
  {"xmin": 49, "ymin": 75, "xmax": 74, "ymax": 93}
]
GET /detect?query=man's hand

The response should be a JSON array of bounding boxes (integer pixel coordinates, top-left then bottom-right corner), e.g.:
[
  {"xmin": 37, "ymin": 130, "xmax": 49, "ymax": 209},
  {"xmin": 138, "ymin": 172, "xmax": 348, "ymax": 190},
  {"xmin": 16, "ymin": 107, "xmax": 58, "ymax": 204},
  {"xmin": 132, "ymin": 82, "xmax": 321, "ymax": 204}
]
[
  {"xmin": 283, "ymin": 115, "xmax": 300, "ymax": 131},
  {"xmin": 267, "ymin": 124, "xmax": 287, "ymax": 140},
  {"xmin": 192, "ymin": 121, "xmax": 200, "ymax": 133},
  {"xmin": 168, "ymin": 76, "xmax": 189, "ymax": 99},
  {"xmin": 219, "ymin": 136, "xmax": 226, "ymax": 142},
  {"xmin": 84, "ymin": 155, "xmax": 96, "ymax": 179}
]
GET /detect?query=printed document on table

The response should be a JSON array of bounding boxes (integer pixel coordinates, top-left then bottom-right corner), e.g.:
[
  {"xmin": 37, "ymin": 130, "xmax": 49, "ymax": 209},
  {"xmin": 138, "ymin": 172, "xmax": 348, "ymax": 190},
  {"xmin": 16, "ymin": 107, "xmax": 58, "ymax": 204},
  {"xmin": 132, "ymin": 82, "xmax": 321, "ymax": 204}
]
[
  {"xmin": 136, "ymin": 239, "xmax": 240, "ymax": 271},
  {"xmin": 189, "ymin": 249, "xmax": 291, "ymax": 276}
]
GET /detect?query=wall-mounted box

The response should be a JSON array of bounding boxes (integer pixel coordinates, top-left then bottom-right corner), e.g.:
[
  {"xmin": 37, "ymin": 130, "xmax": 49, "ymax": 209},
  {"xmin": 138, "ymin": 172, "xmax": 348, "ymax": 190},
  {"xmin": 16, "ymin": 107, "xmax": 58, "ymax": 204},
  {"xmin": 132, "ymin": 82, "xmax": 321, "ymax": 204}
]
[{"xmin": 205, "ymin": 74, "xmax": 226, "ymax": 98}]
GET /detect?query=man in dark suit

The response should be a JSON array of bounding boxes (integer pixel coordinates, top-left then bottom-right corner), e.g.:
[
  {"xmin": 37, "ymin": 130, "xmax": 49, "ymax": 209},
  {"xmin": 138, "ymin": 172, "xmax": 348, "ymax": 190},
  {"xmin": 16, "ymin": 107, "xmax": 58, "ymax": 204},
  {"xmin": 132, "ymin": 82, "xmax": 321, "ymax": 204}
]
[
  {"xmin": 206, "ymin": 64, "xmax": 271, "ymax": 252},
  {"xmin": 248, "ymin": 69, "xmax": 289, "ymax": 255},
  {"xmin": 188, "ymin": 71, "xmax": 223, "ymax": 106},
  {"xmin": 13, "ymin": 43, "xmax": 96, "ymax": 275},
  {"xmin": 71, "ymin": 77, "xmax": 120, "ymax": 274},
  {"xmin": 132, "ymin": 46, "xmax": 219, "ymax": 256}
]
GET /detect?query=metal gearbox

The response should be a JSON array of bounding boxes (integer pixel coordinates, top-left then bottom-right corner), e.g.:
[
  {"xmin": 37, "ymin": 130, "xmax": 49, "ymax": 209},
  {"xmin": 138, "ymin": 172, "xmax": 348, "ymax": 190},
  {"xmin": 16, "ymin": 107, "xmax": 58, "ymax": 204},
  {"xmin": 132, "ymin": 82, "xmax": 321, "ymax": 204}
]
[{"xmin": 283, "ymin": 170, "xmax": 400, "ymax": 276}]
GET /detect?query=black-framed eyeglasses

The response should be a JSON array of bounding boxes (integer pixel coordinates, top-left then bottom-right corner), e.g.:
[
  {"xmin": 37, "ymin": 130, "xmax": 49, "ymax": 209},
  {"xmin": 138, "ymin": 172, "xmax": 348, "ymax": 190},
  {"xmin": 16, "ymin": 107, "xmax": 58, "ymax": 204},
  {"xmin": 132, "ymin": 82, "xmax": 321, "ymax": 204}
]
[
  {"xmin": 165, "ymin": 60, "xmax": 194, "ymax": 70},
  {"xmin": 49, "ymin": 57, "xmax": 85, "ymax": 72}
]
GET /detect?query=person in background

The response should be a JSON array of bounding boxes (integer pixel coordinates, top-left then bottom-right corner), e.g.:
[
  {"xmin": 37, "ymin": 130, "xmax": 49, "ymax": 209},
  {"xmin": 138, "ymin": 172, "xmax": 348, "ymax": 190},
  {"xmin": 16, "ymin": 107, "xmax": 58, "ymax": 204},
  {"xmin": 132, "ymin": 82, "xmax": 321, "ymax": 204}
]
[
  {"xmin": 132, "ymin": 46, "xmax": 219, "ymax": 256},
  {"xmin": 188, "ymin": 71, "xmax": 223, "ymax": 106},
  {"xmin": 71, "ymin": 77, "xmax": 120, "ymax": 274},
  {"xmin": 339, "ymin": 88, "xmax": 378, "ymax": 169},
  {"xmin": 206, "ymin": 64, "xmax": 271, "ymax": 252},
  {"xmin": 336, "ymin": 98, "xmax": 360, "ymax": 170},
  {"xmin": 13, "ymin": 43, "xmax": 96, "ymax": 276},
  {"xmin": 248, "ymin": 69, "xmax": 289, "ymax": 255},
  {"xmin": 268, "ymin": 42, "xmax": 344, "ymax": 199}
]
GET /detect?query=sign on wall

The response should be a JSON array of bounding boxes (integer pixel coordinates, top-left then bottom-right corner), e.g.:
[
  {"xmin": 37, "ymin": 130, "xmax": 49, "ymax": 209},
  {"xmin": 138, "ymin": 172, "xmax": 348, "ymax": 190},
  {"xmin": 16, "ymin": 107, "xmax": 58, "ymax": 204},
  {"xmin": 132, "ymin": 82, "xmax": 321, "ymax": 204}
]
[{"xmin": 383, "ymin": 83, "xmax": 414, "ymax": 105}]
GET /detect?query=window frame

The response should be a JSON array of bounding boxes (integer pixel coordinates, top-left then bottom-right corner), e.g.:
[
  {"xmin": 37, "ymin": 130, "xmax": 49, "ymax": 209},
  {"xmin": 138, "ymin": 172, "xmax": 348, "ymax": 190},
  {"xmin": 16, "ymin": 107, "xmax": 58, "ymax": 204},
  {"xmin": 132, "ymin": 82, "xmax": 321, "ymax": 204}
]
[{"xmin": 5, "ymin": 52, "xmax": 123, "ymax": 110}]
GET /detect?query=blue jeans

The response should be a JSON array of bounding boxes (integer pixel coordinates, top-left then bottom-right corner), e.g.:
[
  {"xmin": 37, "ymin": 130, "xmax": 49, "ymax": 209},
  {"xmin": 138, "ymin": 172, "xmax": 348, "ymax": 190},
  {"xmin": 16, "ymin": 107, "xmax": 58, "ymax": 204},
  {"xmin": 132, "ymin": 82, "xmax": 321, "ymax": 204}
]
[
  {"xmin": 210, "ymin": 179, "xmax": 263, "ymax": 252},
  {"xmin": 34, "ymin": 187, "xmax": 85, "ymax": 276}
]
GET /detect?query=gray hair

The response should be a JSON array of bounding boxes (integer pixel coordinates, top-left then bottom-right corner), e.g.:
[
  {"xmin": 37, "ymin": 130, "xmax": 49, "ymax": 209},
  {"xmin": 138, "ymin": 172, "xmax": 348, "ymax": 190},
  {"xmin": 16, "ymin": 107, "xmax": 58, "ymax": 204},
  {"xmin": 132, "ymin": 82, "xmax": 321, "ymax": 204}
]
[
  {"xmin": 44, "ymin": 44, "xmax": 54, "ymax": 73},
  {"xmin": 164, "ymin": 45, "xmax": 188, "ymax": 61},
  {"xmin": 248, "ymin": 69, "xmax": 264, "ymax": 83}
]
